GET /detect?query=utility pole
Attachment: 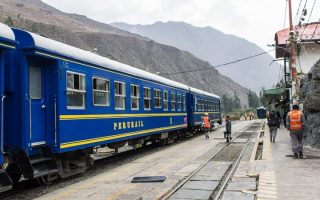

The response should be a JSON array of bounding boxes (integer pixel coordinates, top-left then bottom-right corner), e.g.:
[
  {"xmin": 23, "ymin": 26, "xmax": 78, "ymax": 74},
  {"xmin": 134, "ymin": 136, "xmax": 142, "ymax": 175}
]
[{"xmin": 287, "ymin": 0, "xmax": 299, "ymax": 102}]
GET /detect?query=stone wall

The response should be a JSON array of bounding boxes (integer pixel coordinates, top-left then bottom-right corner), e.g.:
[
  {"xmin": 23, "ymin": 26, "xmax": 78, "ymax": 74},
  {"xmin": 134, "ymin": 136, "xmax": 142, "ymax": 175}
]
[{"xmin": 301, "ymin": 59, "xmax": 320, "ymax": 148}]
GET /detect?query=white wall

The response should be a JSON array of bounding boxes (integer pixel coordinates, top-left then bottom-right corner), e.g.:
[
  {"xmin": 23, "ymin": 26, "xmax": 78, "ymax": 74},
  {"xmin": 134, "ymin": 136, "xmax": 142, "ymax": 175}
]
[{"xmin": 297, "ymin": 43, "xmax": 320, "ymax": 73}]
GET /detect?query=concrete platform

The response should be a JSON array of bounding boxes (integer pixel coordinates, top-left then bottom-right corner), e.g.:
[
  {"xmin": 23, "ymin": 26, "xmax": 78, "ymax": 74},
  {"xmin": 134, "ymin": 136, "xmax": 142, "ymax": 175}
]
[{"xmin": 231, "ymin": 123, "xmax": 320, "ymax": 200}]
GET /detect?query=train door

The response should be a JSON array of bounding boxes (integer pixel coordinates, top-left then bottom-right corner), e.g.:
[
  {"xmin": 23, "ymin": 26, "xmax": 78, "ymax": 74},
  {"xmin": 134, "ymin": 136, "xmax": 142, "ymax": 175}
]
[{"xmin": 28, "ymin": 64, "xmax": 47, "ymax": 147}]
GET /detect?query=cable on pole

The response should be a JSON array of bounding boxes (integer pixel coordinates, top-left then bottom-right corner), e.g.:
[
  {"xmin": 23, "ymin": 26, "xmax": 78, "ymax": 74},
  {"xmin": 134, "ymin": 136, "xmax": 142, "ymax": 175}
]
[{"xmin": 160, "ymin": 49, "xmax": 275, "ymax": 76}]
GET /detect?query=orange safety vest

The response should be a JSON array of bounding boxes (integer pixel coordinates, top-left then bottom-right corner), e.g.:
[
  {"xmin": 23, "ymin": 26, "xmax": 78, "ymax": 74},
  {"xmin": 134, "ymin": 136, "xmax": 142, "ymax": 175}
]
[
  {"xmin": 203, "ymin": 116, "xmax": 210, "ymax": 128},
  {"xmin": 288, "ymin": 110, "xmax": 303, "ymax": 131}
]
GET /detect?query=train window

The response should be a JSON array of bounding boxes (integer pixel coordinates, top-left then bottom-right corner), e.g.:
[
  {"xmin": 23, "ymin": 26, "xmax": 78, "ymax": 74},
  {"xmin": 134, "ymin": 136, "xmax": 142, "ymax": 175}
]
[
  {"xmin": 144, "ymin": 87, "xmax": 151, "ymax": 110},
  {"xmin": 115, "ymin": 81, "xmax": 126, "ymax": 110},
  {"xmin": 163, "ymin": 91, "xmax": 169, "ymax": 110},
  {"xmin": 131, "ymin": 85, "xmax": 140, "ymax": 110},
  {"xmin": 183, "ymin": 95, "xmax": 186, "ymax": 111},
  {"xmin": 194, "ymin": 97, "xmax": 197, "ymax": 111},
  {"xmin": 154, "ymin": 89, "xmax": 162, "ymax": 108},
  {"xmin": 197, "ymin": 98, "xmax": 201, "ymax": 111},
  {"xmin": 67, "ymin": 71, "xmax": 86, "ymax": 109},
  {"xmin": 29, "ymin": 66, "xmax": 42, "ymax": 99},
  {"xmin": 171, "ymin": 93, "xmax": 176, "ymax": 111},
  {"xmin": 177, "ymin": 94, "xmax": 182, "ymax": 111},
  {"xmin": 93, "ymin": 77, "xmax": 110, "ymax": 106}
]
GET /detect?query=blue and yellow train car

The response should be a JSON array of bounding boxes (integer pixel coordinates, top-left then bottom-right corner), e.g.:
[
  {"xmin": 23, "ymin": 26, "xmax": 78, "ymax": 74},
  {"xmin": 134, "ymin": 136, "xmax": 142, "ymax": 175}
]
[
  {"xmin": 0, "ymin": 23, "xmax": 16, "ymax": 192},
  {"xmin": 257, "ymin": 107, "xmax": 267, "ymax": 119},
  {"xmin": 0, "ymin": 26, "xmax": 221, "ymax": 187},
  {"xmin": 189, "ymin": 87, "xmax": 221, "ymax": 130},
  {"xmin": 4, "ymin": 28, "xmax": 193, "ymax": 181}
]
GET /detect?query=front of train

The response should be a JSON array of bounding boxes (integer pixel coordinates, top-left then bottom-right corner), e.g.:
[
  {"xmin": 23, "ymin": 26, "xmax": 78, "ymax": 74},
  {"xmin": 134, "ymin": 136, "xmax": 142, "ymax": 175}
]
[{"xmin": 0, "ymin": 23, "xmax": 16, "ymax": 192}]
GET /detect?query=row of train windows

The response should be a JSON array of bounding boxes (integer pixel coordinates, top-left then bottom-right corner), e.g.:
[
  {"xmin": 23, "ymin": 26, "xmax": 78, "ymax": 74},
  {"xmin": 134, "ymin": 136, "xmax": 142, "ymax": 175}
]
[
  {"xmin": 66, "ymin": 71, "xmax": 186, "ymax": 111},
  {"xmin": 195, "ymin": 98, "xmax": 220, "ymax": 112}
]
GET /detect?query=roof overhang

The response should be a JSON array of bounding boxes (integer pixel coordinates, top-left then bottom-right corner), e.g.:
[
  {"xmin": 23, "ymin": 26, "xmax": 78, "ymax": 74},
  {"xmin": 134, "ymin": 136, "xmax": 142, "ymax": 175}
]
[{"xmin": 274, "ymin": 22, "xmax": 320, "ymax": 58}]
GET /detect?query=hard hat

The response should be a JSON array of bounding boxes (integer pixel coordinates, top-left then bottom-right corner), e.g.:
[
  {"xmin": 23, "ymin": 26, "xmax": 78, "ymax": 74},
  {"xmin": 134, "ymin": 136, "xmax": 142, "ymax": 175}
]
[{"xmin": 204, "ymin": 112, "xmax": 208, "ymax": 116}]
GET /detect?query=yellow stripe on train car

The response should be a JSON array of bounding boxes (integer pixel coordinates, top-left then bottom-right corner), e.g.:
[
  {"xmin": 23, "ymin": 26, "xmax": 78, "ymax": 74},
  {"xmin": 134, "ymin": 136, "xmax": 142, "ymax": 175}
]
[
  {"xmin": 60, "ymin": 124, "xmax": 187, "ymax": 149},
  {"xmin": 60, "ymin": 113, "xmax": 187, "ymax": 120}
]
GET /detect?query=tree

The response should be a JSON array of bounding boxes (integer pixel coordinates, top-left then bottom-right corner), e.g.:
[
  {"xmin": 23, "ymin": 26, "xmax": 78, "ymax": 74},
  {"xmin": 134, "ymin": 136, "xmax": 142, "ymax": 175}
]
[
  {"xmin": 248, "ymin": 90, "xmax": 259, "ymax": 108},
  {"xmin": 259, "ymin": 87, "xmax": 267, "ymax": 107},
  {"xmin": 4, "ymin": 16, "xmax": 14, "ymax": 26},
  {"xmin": 221, "ymin": 94, "xmax": 234, "ymax": 113},
  {"xmin": 233, "ymin": 92, "xmax": 241, "ymax": 109}
]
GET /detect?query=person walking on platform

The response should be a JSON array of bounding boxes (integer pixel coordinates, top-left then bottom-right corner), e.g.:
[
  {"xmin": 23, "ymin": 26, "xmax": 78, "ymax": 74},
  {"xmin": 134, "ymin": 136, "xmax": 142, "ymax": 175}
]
[
  {"xmin": 267, "ymin": 111, "xmax": 279, "ymax": 143},
  {"xmin": 286, "ymin": 104, "xmax": 305, "ymax": 159},
  {"xmin": 202, "ymin": 113, "xmax": 211, "ymax": 139},
  {"xmin": 276, "ymin": 111, "xmax": 281, "ymax": 128},
  {"xmin": 225, "ymin": 116, "xmax": 232, "ymax": 142}
]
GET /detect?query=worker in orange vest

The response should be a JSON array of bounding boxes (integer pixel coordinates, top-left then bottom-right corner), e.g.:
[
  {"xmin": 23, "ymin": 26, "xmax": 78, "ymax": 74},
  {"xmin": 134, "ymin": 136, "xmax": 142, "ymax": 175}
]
[
  {"xmin": 202, "ymin": 113, "xmax": 211, "ymax": 139},
  {"xmin": 286, "ymin": 104, "xmax": 305, "ymax": 158}
]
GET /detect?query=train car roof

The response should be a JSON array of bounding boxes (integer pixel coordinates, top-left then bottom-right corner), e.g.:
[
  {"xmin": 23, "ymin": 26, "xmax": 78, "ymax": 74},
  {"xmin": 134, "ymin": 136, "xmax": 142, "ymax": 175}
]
[
  {"xmin": 189, "ymin": 87, "xmax": 220, "ymax": 99},
  {"xmin": 13, "ymin": 29, "xmax": 191, "ymax": 91},
  {"xmin": 0, "ymin": 23, "xmax": 15, "ymax": 43}
]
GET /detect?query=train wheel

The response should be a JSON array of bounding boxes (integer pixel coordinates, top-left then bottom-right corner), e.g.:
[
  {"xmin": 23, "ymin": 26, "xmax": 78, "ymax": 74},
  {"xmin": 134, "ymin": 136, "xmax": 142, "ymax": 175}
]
[
  {"xmin": 6, "ymin": 164, "xmax": 21, "ymax": 184},
  {"xmin": 36, "ymin": 174, "xmax": 57, "ymax": 186}
]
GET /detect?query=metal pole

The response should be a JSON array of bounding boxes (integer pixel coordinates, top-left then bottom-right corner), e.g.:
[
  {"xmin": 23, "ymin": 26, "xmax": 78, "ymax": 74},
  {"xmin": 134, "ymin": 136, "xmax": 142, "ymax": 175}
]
[{"xmin": 288, "ymin": 0, "xmax": 299, "ymax": 100}]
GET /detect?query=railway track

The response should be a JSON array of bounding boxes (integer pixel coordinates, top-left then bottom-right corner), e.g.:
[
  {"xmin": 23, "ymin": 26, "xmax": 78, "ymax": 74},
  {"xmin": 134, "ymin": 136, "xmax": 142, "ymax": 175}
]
[
  {"xmin": 160, "ymin": 121, "xmax": 264, "ymax": 200},
  {"xmin": 0, "ymin": 125, "xmax": 224, "ymax": 200}
]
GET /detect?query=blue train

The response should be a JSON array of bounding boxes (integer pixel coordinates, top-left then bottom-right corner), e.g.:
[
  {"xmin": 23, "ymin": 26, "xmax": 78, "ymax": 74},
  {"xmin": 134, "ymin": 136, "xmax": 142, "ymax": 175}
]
[
  {"xmin": 0, "ymin": 23, "xmax": 221, "ymax": 191},
  {"xmin": 257, "ymin": 107, "xmax": 267, "ymax": 119}
]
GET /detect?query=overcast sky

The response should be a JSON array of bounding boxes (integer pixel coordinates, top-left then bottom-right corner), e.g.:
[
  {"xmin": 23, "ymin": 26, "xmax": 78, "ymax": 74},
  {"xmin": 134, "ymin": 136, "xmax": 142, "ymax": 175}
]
[{"xmin": 42, "ymin": 0, "xmax": 320, "ymax": 51}]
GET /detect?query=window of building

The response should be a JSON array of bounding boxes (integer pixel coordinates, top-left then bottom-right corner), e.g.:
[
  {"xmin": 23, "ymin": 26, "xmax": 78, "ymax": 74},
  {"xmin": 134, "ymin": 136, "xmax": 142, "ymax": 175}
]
[
  {"xmin": 171, "ymin": 93, "xmax": 176, "ymax": 110},
  {"xmin": 93, "ymin": 77, "xmax": 110, "ymax": 106},
  {"xmin": 183, "ymin": 95, "xmax": 186, "ymax": 111},
  {"xmin": 115, "ymin": 81, "xmax": 126, "ymax": 109},
  {"xmin": 177, "ymin": 94, "xmax": 182, "ymax": 111},
  {"xmin": 154, "ymin": 89, "xmax": 162, "ymax": 108},
  {"xmin": 67, "ymin": 71, "xmax": 86, "ymax": 109},
  {"xmin": 144, "ymin": 87, "xmax": 151, "ymax": 110},
  {"xmin": 131, "ymin": 85, "xmax": 140, "ymax": 110},
  {"xmin": 163, "ymin": 91, "xmax": 169, "ymax": 110}
]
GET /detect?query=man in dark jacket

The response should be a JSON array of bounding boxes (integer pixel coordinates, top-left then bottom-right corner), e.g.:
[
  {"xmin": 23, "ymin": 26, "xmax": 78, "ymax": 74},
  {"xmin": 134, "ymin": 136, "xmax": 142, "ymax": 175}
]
[
  {"xmin": 267, "ymin": 111, "xmax": 280, "ymax": 143},
  {"xmin": 225, "ymin": 116, "xmax": 232, "ymax": 142}
]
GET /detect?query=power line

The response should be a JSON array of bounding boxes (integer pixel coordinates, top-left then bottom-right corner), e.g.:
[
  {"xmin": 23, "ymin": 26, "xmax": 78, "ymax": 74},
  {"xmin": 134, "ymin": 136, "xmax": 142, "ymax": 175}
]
[
  {"xmin": 160, "ymin": 49, "xmax": 275, "ymax": 76},
  {"xmin": 307, "ymin": 0, "xmax": 317, "ymax": 22},
  {"xmin": 294, "ymin": 0, "xmax": 303, "ymax": 24}
]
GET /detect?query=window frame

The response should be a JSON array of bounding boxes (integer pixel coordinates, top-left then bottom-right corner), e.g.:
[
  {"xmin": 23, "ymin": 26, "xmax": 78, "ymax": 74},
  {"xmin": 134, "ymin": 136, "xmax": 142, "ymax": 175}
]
[
  {"xmin": 154, "ymin": 89, "xmax": 162, "ymax": 108},
  {"xmin": 171, "ymin": 92, "xmax": 176, "ymax": 111},
  {"xmin": 183, "ymin": 95, "xmax": 186, "ymax": 111},
  {"xmin": 177, "ymin": 94, "xmax": 182, "ymax": 111},
  {"xmin": 114, "ymin": 81, "xmax": 126, "ymax": 110},
  {"xmin": 66, "ymin": 71, "xmax": 86, "ymax": 110},
  {"xmin": 163, "ymin": 90, "xmax": 169, "ymax": 111},
  {"xmin": 92, "ymin": 76, "xmax": 110, "ymax": 107},
  {"xmin": 143, "ymin": 87, "xmax": 151, "ymax": 111},
  {"xmin": 130, "ymin": 84, "xmax": 140, "ymax": 110}
]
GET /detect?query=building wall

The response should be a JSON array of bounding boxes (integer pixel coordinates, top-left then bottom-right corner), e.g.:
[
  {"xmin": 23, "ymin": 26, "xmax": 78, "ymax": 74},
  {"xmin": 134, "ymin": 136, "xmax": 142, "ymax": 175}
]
[{"xmin": 297, "ymin": 43, "xmax": 320, "ymax": 73}]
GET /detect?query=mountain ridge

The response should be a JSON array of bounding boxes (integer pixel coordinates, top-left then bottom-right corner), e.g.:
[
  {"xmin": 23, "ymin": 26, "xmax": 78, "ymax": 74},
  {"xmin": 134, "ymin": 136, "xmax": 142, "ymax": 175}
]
[
  {"xmin": 111, "ymin": 21, "xmax": 279, "ymax": 90},
  {"xmin": 0, "ymin": 0, "xmax": 250, "ymax": 107}
]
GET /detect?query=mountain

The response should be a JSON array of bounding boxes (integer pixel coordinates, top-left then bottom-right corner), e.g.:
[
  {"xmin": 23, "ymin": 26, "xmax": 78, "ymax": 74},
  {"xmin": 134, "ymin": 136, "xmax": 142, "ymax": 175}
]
[
  {"xmin": 0, "ymin": 0, "xmax": 249, "ymax": 107},
  {"xmin": 111, "ymin": 21, "xmax": 280, "ymax": 90}
]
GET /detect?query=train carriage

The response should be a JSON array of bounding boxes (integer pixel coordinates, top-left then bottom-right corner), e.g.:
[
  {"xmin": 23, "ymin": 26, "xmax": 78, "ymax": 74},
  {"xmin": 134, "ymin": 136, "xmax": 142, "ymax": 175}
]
[
  {"xmin": 5, "ymin": 28, "xmax": 192, "ymax": 181},
  {"xmin": 257, "ymin": 107, "xmax": 267, "ymax": 119},
  {"xmin": 0, "ymin": 23, "xmax": 16, "ymax": 192},
  {"xmin": 189, "ymin": 87, "xmax": 221, "ymax": 130},
  {"xmin": 0, "ymin": 26, "xmax": 221, "ymax": 188}
]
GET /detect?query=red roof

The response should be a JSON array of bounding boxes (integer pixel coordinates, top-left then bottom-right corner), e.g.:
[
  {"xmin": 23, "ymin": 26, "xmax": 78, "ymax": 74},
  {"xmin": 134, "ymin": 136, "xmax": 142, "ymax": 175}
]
[{"xmin": 274, "ymin": 22, "xmax": 320, "ymax": 58}]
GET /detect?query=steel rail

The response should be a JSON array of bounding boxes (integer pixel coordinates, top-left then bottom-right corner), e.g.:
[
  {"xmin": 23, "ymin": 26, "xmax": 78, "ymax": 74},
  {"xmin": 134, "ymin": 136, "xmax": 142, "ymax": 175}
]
[
  {"xmin": 159, "ymin": 121, "xmax": 262, "ymax": 200},
  {"xmin": 212, "ymin": 122, "xmax": 263, "ymax": 200}
]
